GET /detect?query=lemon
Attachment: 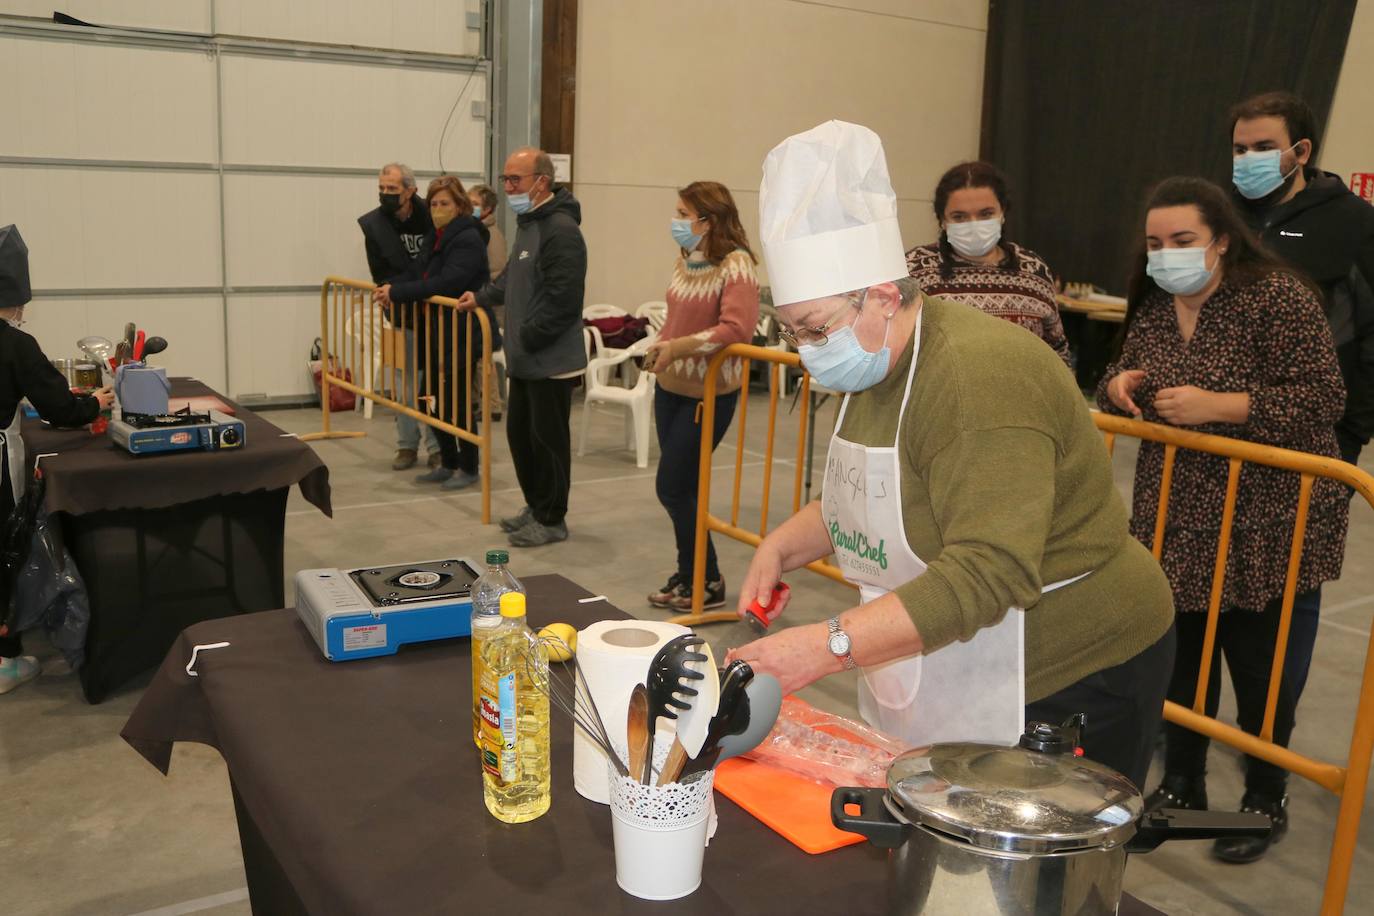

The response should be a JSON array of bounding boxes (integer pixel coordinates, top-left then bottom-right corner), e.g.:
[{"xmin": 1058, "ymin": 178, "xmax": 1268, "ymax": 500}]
[{"xmin": 538, "ymin": 623, "xmax": 577, "ymax": 661}]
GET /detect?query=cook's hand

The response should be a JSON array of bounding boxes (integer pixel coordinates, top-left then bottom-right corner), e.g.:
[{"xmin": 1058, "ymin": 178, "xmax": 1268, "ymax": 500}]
[
  {"xmin": 1107, "ymin": 369, "xmax": 1146, "ymax": 416},
  {"xmin": 1154, "ymin": 385, "xmax": 1216, "ymax": 426},
  {"xmin": 456, "ymin": 291, "xmax": 478, "ymax": 310},
  {"xmin": 92, "ymin": 386, "xmax": 115, "ymax": 409},
  {"xmin": 725, "ymin": 623, "xmax": 837, "ymax": 697},
  {"xmin": 737, "ymin": 542, "xmax": 791, "ymax": 623},
  {"xmin": 373, "ymin": 284, "xmax": 393, "ymax": 308}
]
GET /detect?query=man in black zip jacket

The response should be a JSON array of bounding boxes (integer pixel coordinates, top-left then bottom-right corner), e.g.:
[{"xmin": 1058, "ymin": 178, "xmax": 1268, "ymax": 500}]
[
  {"xmin": 460, "ymin": 148, "xmax": 587, "ymax": 547},
  {"xmin": 358, "ymin": 162, "xmax": 436, "ymax": 471},
  {"xmin": 1230, "ymin": 92, "xmax": 1374, "ymax": 467}
]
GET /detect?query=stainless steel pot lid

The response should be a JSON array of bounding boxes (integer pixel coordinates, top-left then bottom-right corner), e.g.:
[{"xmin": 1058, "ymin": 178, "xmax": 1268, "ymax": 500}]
[{"xmin": 885, "ymin": 727, "xmax": 1143, "ymax": 855}]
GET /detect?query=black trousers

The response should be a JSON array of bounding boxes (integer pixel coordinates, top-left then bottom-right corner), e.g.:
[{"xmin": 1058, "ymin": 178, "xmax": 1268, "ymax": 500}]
[
  {"xmin": 1025, "ymin": 626, "xmax": 1176, "ymax": 791},
  {"xmin": 506, "ymin": 376, "xmax": 575, "ymax": 526},
  {"xmin": 1164, "ymin": 593, "xmax": 1311, "ymax": 796},
  {"xmin": 654, "ymin": 387, "xmax": 738, "ymax": 581},
  {"xmin": 0, "ymin": 447, "xmax": 20, "ymax": 658},
  {"xmin": 425, "ymin": 314, "xmax": 480, "ymax": 475}
]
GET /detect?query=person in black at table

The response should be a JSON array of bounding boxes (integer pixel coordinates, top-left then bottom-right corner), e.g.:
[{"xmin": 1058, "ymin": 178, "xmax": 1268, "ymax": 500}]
[
  {"xmin": 0, "ymin": 225, "xmax": 113, "ymax": 695},
  {"xmin": 374, "ymin": 176, "xmax": 493, "ymax": 491},
  {"xmin": 359, "ymin": 161, "xmax": 439, "ymax": 472}
]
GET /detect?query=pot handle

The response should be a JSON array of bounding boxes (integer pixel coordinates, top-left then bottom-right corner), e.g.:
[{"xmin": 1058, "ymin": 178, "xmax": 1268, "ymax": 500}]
[
  {"xmin": 831, "ymin": 787, "xmax": 910, "ymax": 849},
  {"xmin": 1124, "ymin": 807, "xmax": 1272, "ymax": 853}
]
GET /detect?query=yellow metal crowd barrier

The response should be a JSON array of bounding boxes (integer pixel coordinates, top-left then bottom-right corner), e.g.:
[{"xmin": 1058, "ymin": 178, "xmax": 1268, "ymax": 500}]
[
  {"xmin": 684, "ymin": 341, "xmax": 1374, "ymax": 913},
  {"xmin": 300, "ymin": 276, "xmax": 495, "ymax": 524}
]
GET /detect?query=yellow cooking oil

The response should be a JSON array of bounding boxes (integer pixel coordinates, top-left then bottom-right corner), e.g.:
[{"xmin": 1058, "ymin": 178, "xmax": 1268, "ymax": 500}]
[{"xmin": 478, "ymin": 592, "xmax": 551, "ymax": 823}]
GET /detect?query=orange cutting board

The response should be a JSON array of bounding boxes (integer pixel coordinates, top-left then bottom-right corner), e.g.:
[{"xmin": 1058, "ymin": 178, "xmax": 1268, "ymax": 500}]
[{"xmin": 713, "ymin": 757, "xmax": 867, "ymax": 854}]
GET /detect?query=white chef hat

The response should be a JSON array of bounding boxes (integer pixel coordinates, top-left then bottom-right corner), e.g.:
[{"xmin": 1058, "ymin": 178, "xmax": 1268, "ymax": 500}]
[{"xmin": 759, "ymin": 120, "xmax": 908, "ymax": 307}]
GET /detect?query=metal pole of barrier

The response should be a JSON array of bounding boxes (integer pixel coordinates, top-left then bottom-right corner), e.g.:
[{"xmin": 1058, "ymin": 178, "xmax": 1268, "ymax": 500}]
[
  {"xmin": 688, "ymin": 349, "xmax": 722, "ymax": 619},
  {"xmin": 302, "ymin": 278, "xmax": 367, "ymax": 442},
  {"xmin": 731, "ymin": 367, "xmax": 749, "ymax": 529},
  {"xmin": 1260, "ymin": 474, "xmax": 1313, "ymax": 742},
  {"xmin": 1324, "ymin": 621, "xmax": 1374, "ymax": 913},
  {"xmin": 759, "ymin": 359, "xmax": 777, "ymax": 538},
  {"xmin": 1194, "ymin": 458, "xmax": 1242, "ymax": 713},
  {"xmin": 1149, "ymin": 444, "xmax": 1177, "ymax": 562}
]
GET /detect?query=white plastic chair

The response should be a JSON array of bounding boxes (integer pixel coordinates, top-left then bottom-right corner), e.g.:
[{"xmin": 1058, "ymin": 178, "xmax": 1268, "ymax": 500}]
[
  {"xmin": 636, "ymin": 300, "xmax": 668, "ymax": 333},
  {"xmin": 343, "ymin": 304, "xmax": 391, "ymax": 420},
  {"xmin": 578, "ymin": 334, "xmax": 656, "ymax": 468},
  {"xmin": 583, "ymin": 303, "xmax": 628, "ymax": 320}
]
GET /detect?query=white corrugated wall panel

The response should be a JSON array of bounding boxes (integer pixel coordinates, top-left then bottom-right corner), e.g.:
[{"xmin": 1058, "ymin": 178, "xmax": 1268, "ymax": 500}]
[
  {"xmin": 222, "ymin": 174, "xmax": 373, "ymax": 288},
  {"xmin": 214, "ymin": 0, "xmax": 481, "ymax": 56},
  {"xmin": 219, "ymin": 55, "xmax": 486, "ymax": 173},
  {"xmin": 21, "ymin": 294, "xmax": 226, "ymax": 391},
  {"xmin": 0, "ymin": 37, "xmax": 217, "ymax": 163},
  {"xmin": 0, "ymin": 1, "xmax": 211, "ymax": 33},
  {"xmin": 225, "ymin": 293, "xmax": 329, "ymax": 399},
  {"xmin": 0, "ymin": 167, "xmax": 221, "ymax": 289}
]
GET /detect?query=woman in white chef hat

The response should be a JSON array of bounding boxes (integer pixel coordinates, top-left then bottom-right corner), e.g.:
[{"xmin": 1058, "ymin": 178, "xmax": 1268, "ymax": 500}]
[{"xmin": 725, "ymin": 122, "xmax": 1175, "ymax": 789}]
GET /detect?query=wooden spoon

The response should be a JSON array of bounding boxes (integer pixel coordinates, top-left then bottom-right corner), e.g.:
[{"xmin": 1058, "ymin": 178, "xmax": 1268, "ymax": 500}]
[{"xmin": 627, "ymin": 683, "xmax": 650, "ymax": 783}]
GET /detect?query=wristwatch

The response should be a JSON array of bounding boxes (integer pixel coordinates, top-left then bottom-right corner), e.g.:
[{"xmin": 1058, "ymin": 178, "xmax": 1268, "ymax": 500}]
[{"xmin": 827, "ymin": 616, "xmax": 856, "ymax": 670}]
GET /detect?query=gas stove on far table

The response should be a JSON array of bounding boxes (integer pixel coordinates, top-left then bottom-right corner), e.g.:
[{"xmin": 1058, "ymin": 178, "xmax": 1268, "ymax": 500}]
[{"xmin": 110, "ymin": 407, "xmax": 245, "ymax": 455}]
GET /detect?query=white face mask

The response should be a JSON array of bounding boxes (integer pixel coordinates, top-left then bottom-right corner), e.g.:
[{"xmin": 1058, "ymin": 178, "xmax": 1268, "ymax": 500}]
[{"xmin": 945, "ymin": 218, "xmax": 1003, "ymax": 258}]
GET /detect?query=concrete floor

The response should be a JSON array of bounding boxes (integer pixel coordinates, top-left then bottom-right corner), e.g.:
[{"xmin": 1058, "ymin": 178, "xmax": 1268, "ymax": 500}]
[{"xmin": 2, "ymin": 384, "xmax": 1372, "ymax": 915}]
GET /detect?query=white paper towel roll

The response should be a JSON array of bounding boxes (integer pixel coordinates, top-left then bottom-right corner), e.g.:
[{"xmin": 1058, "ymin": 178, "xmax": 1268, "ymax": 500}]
[{"xmin": 574, "ymin": 619, "xmax": 690, "ymax": 803}]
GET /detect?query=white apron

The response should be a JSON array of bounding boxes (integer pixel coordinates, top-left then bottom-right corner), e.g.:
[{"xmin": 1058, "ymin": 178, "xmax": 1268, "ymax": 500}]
[
  {"xmin": 821, "ymin": 311, "xmax": 1088, "ymax": 748},
  {"xmin": 0, "ymin": 407, "xmax": 25, "ymax": 507}
]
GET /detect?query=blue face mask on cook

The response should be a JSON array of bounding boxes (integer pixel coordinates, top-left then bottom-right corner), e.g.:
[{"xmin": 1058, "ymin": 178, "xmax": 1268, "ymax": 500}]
[{"xmin": 795, "ymin": 291, "xmax": 893, "ymax": 392}]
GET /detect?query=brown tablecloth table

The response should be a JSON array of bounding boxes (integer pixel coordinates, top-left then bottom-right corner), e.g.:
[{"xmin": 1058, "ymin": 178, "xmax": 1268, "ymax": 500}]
[
  {"xmin": 122, "ymin": 574, "xmax": 1165, "ymax": 916},
  {"xmin": 21, "ymin": 378, "xmax": 331, "ymax": 701}
]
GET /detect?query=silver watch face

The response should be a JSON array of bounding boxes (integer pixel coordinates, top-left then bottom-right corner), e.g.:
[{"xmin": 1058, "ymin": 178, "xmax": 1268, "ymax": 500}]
[{"xmin": 828, "ymin": 631, "xmax": 851, "ymax": 657}]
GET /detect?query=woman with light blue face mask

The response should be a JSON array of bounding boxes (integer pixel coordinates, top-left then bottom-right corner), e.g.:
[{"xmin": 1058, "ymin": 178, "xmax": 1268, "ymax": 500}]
[{"xmin": 1099, "ymin": 176, "xmax": 1349, "ymax": 864}]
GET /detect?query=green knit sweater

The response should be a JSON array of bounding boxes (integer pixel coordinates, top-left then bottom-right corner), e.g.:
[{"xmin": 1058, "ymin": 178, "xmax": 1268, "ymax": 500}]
[{"xmin": 835, "ymin": 295, "xmax": 1174, "ymax": 702}]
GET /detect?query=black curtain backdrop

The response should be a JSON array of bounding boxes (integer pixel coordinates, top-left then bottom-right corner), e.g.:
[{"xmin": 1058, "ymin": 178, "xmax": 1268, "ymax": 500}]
[{"xmin": 981, "ymin": 0, "xmax": 1357, "ymax": 294}]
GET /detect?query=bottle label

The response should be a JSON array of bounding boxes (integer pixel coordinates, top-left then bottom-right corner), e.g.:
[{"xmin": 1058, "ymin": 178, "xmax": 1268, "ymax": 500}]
[
  {"xmin": 498, "ymin": 671, "xmax": 518, "ymax": 782},
  {"xmin": 479, "ymin": 666, "xmax": 505, "ymax": 781}
]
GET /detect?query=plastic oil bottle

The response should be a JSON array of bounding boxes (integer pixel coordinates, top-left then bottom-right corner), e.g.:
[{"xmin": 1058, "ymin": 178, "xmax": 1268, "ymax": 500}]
[
  {"xmin": 471, "ymin": 550, "xmax": 524, "ymax": 747},
  {"xmin": 479, "ymin": 592, "xmax": 551, "ymax": 823}
]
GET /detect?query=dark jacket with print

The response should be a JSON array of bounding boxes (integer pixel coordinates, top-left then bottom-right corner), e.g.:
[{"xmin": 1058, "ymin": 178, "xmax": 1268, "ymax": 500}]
[
  {"xmin": 390, "ymin": 214, "xmax": 498, "ymax": 353},
  {"xmin": 475, "ymin": 187, "xmax": 587, "ymax": 379}
]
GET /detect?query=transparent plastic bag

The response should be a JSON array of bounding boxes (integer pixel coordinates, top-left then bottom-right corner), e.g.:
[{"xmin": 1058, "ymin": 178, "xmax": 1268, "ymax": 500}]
[{"xmin": 743, "ymin": 696, "xmax": 911, "ymax": 788}]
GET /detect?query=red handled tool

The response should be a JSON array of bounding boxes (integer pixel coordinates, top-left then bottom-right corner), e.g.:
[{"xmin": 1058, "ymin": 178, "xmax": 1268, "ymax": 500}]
[
  {"xmin": 133, "ymin": 330, "xmax": 146, "ymax": 361},
  {"xmin": 744, "ymin": 582, "xmax": 790, "ymax": 633}
]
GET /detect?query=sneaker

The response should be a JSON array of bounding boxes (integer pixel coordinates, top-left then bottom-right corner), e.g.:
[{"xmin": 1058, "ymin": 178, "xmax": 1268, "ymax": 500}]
[
  {"xmin": 427, "ymin": 451, "xmax": 442, "ymax": 469},
  {"xmin": 0, "ymin": 655, "xmax": 41, "ymax": 695},
  {"xmin": 508, "ymin": 519, "xmax": 569, "ymax": 548},
  {"xmin": 440, "ymin": 470, "xmax": 479, "ymax": 491},
  {"xmin": 392, "ymin": 448, "xmax": 418, "ymax": 471},
  {"xmin": 499, "ymin": 506, "xmax": 534, "ymax": 533},
  {"xmin": 668, "ymin": 577, "xmax": 726, "ymax": 611},
  {"xmin": 415, "ymin": 467, "xmax": 454, "ymax": 484},
  {"xmin": 648, "ymin": 572, "xmax": 687, "ymax": 607},
  {"xmin": 1144, "ymin": 773, "xmax": 1208, "ymax": 813},
  {"xmin": 41, "ymin": 655, "xmax": 75, "ymax": 677},
  {"xmin": 1212, "ymin": 792, "xmax": 1288, "ymax": 864}
]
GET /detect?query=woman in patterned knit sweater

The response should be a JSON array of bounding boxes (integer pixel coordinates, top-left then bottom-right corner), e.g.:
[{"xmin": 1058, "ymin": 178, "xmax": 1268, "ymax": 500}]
[
  {"xmin": 906, "ymin": 161, "xmax": 1071, "ymax": 365},
  {"xmin": 643, "ymin": 181, "xmax": 760, "ymax": 610},
  {"xmin": 1099, "ymin": 177, "xmax": 1348, "ymax": 864}
]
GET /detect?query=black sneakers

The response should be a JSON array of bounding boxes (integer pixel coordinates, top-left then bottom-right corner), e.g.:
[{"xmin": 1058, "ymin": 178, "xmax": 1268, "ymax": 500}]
[
  {"xmin": 668, "ymin": 577, "xmax": 726, "ymax": 611},
  {"xmin": 648, "ymin": 573, "xmax": 686, "ymax": 607}
]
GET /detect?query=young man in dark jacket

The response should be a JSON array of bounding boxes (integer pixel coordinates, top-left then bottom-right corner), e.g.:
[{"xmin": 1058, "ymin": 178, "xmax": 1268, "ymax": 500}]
[
  {"xmin": 460, "ymin": 148, "xmax": 587, "ymax": 547},
  {"xmin": 358, "ymin": 162, "xmax": 437, "ymax": 471},
  {"xmin": 1230, "ymin": 92, "xmax": 1374, "ymax": 467}
]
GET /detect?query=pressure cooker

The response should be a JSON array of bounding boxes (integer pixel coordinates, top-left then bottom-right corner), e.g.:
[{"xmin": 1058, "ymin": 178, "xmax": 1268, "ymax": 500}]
[{"xmin": 831, "ymin": 715, "xmax": 1270, "ymax": 915}]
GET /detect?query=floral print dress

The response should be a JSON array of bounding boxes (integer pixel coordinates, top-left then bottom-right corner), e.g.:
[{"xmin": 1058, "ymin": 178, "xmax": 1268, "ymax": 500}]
[{"xmin": 1096, "ymin": 271, "xmax": 1349, "ymax": 613}]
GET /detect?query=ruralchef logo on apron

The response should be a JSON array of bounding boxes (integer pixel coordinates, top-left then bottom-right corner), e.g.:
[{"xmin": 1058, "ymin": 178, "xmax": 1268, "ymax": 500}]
[{"xmin": 827, "ymin": 519, "xmax": 888, "ymax": 574}]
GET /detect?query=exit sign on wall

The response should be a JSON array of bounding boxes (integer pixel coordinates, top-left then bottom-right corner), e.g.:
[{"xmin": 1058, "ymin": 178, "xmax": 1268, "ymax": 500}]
[{"xmin": 1352, "ymin": 173, "xmax": 1374, "ymax": 203}]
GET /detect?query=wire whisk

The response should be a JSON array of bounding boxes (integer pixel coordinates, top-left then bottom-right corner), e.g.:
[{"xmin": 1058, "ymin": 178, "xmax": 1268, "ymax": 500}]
[{"xmin": 523, "ymin": 634, "xmax": 629, "ymax": 777}]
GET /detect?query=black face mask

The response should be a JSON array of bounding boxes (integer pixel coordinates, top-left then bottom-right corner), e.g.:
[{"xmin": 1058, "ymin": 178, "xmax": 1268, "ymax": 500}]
[{"xmin": 379, "ymin": 192, "xmax": 403, "ymax": 213}]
